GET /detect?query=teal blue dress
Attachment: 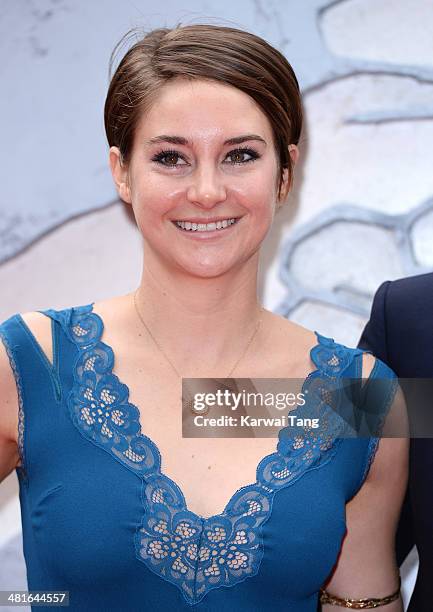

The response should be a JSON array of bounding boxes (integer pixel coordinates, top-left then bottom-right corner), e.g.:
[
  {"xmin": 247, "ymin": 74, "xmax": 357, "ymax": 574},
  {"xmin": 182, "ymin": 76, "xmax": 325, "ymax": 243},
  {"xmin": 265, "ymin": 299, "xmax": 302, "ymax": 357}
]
[{"xmin": 0, "ymin": 303, "xmax": 398, "ymax": 611}]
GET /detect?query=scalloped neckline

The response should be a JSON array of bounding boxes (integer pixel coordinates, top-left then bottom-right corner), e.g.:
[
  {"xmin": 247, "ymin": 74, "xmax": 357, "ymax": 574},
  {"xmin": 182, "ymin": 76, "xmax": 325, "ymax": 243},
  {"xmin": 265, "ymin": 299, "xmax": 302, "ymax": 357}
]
[{"xmin": 78, "ymin": 302, "xmax": 329, "ymax": 522}]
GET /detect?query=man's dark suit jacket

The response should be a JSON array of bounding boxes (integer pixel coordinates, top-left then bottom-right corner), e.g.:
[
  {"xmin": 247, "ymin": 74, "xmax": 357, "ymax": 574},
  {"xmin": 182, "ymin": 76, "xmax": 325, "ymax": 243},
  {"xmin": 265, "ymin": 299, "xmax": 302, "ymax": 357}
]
[{"xmin": 358, "ymin": 271, "xmax": 433, "ymax": 612}]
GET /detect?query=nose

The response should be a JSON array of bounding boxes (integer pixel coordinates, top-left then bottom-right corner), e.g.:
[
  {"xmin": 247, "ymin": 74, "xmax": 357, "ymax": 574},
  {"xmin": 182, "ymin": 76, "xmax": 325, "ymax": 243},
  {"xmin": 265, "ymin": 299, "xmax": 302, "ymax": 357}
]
[{"xmin": 186, "ymin": 166, "xmax": 227, "ymax": 209}]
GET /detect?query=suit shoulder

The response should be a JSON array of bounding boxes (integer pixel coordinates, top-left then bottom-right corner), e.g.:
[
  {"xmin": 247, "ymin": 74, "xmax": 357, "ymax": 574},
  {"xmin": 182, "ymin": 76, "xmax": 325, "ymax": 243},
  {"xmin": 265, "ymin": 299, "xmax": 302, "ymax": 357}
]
[{"xmin": 388, "ymin": 271, "xmax": 433, "ymax": 303}]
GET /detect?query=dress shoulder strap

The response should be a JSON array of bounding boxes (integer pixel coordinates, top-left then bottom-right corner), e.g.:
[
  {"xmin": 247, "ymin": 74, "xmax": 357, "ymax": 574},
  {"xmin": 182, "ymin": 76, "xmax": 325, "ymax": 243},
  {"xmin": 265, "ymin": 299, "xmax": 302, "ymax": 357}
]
[
  {"xmin": 311, "ymin": 334, "xmax": 400, "ymax": 495},
  {"xmin": 0, "ymin": 309, "xmax": 70, "ymax": 483},
  {"xmin": 355, "ymin": 351, "xmax": 399, "ymax": 490}
]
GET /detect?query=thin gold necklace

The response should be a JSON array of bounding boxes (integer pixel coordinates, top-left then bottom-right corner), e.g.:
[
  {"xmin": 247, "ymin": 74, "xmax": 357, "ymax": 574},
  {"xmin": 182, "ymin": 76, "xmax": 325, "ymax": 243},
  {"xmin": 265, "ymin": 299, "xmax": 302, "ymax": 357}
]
[{"xmin": 132, "ymin": 288, "xmax": 264, "ymax": 415}]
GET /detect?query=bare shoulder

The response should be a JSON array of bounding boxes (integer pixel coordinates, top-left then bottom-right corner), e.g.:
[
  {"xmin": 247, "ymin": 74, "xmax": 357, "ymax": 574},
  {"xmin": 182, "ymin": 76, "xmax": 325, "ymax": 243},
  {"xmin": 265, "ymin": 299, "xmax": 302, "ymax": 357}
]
[
  {"xmin": 20, "ymin": 311, "xmax": 54, "ymax": 365},
  {"xmin": 360, "ymin": 351, "xmax": 376, "ymax": 378},
  {"xmin": 92, "ymin": 293, "xmax": 132, "ymax": 325},
  {"xmin": 263, "ymin": 310, "xmax": 318, "ymax": 357},
  {"xmin": 265, "ymin": 309, "xmax": 315, "ymax": 340}
]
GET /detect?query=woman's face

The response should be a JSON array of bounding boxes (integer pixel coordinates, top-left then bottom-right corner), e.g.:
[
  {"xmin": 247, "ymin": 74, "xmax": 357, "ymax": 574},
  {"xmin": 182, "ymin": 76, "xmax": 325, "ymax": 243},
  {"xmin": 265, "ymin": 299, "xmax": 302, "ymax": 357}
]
[{"xmin": 110, "ymin": 78, "xmax": 298, "ymax": 278}]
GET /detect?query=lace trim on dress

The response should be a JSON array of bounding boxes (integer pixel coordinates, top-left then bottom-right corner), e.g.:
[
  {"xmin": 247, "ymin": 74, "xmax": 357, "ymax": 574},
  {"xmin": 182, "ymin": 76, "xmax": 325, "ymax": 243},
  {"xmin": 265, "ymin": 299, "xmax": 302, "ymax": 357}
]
[
  {"xmin": 360, "ymin": 377, "xmax": 399, "ymax": 487},
  {"xmin": 0, "ymin": 324, "xmax": 27, "ymax": 483},
  {"xmin": 66, "ymin": 303, "xmax": 366, "ymax": 606}
]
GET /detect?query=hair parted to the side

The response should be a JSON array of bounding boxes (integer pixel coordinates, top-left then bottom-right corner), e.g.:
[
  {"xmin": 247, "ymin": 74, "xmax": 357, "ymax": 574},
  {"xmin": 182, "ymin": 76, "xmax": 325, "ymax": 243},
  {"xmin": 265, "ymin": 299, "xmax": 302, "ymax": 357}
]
[{"xmin": 104, "ymin": 22, "xmax": 303, "ymax": 201}]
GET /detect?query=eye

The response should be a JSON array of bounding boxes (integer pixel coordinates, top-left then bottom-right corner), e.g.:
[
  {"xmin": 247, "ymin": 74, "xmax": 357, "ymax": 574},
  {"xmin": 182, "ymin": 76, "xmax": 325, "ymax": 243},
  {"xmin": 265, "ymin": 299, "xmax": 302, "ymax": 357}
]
[
  {"xmin": 151, "ymin": 149, "xmax": 187, "ymax": 168},
  {"xmin": 225, "ymin": 147, "xmax": 260, "ymax": 165},
  {"xmin": 151, "ymin": 146, "xmax": 260, "ymax": 168}
]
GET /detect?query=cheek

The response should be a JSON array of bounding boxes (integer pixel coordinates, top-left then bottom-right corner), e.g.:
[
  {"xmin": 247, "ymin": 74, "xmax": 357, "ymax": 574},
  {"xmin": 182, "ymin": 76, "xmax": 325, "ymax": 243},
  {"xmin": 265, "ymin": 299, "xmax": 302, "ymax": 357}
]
[
  {"xmin": 242, "ymin": 180, "xmax": 277, "ymax": 223},
  {"xmin": 129, "ymin": 160, "xmax": 170, "ymax": 209},
  {"xmin": 131, "ymin": 181, "xmax": 174, "ymax": 228},
  {"xmin": 243, "ymin": 159, "xmax": 278, "ymax": 203}
]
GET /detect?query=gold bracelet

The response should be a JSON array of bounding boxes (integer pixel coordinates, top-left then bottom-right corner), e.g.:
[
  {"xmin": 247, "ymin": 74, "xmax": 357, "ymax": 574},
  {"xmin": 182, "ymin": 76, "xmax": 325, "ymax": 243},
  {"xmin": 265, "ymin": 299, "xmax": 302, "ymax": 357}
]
[{"xmin": 319, "ymin": 576, "xmax": 401, "ymax": 608}]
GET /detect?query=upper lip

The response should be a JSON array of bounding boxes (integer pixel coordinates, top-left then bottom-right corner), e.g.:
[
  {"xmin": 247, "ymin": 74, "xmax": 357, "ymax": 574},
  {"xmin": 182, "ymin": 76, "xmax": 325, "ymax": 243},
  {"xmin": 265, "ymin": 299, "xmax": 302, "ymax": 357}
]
[{"xmin": 172, "ymin": 216, "xmax": 240, "ymax": 223}]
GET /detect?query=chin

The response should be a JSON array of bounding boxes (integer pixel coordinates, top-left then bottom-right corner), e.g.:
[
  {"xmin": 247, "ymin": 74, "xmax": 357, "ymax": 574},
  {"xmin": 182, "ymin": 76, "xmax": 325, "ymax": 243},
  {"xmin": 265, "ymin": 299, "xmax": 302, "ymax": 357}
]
[{"xmin": 175, "ymin": 258, "xmax": 240, "ymax": 279}]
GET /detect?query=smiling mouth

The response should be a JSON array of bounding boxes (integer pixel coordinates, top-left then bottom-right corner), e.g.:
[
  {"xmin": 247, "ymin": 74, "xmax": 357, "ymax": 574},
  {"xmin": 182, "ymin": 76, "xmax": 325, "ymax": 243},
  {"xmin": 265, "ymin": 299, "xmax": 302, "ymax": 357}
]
[{"xmin": 172, "ymin": 217, "xmax": 241, "ymax": 233}]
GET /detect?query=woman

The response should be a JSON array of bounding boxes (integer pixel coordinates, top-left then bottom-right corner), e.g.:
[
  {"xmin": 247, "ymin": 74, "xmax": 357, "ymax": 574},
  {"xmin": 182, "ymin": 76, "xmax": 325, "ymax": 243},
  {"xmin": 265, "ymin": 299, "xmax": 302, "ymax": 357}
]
[{"xmin": 0, "ymin": 24, "xmax": 408, "ymax": 611}]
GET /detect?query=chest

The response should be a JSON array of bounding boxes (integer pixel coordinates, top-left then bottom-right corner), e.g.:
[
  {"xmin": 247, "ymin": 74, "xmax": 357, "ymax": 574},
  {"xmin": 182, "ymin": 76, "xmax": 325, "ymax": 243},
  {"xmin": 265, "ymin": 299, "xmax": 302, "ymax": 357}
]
[
  {"xmin": 114, "ymin": 364, "xmax": 289, "ymax": 518},
  {"xmin": 103, "ymin": 324, "xmax": 312, "ymax": 519}
]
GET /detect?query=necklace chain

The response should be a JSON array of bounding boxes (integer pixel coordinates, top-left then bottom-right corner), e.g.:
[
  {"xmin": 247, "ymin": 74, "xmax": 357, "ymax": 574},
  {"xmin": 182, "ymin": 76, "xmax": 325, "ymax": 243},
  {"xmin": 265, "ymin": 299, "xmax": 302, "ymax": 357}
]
[{"xmin": 132, "ymin": 288, "xmax": 264, "ymax": 380}]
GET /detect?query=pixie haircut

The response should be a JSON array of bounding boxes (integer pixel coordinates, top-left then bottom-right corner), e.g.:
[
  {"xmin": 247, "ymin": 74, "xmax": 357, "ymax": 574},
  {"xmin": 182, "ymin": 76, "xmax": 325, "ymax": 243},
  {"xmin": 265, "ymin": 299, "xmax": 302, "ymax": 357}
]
[{"xmin": 104, "ymin": 23, "xmax": 303, "ymax": 200}]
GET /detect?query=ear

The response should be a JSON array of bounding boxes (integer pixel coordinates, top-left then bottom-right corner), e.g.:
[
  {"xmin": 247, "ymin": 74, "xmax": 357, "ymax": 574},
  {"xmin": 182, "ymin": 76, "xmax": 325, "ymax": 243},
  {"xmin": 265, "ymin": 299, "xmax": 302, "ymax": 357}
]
[
  {"xmin": 276, "ymin": 144, "xmax": 300, "ymax": 209},
  {"xmin": 288, "ymin": 143, "xmax": 299, "ymax": 166},
  {"xmin": 109, "ymin": 146, "xmax": 132, "ymax": 204}
]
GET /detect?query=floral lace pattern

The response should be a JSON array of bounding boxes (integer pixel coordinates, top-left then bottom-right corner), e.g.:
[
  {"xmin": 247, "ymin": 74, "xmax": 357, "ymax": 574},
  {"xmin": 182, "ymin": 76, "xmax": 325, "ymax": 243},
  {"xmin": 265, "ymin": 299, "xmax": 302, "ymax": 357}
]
[
  {"xmin": 66, "ymin": 303, "xmax": 364, "ymax": 606},
  {"xmin": 0, "ymin": 326, "xmax": 27, "ymax": 483}
]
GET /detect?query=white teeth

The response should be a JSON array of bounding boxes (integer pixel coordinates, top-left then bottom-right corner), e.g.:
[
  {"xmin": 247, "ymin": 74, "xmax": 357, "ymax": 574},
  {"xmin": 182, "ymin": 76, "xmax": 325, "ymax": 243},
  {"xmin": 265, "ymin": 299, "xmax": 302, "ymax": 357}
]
[{"xmin": 174, "ymin": 218, "xmax": 237, "ymax": 232}]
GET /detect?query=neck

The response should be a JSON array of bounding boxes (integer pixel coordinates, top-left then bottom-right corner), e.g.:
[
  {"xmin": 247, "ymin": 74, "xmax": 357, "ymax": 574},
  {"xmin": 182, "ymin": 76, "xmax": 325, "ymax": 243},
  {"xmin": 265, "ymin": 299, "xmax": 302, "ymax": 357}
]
[{"xmin": 131, "ymin": 251, "xmax": 265, "ymax": 377}]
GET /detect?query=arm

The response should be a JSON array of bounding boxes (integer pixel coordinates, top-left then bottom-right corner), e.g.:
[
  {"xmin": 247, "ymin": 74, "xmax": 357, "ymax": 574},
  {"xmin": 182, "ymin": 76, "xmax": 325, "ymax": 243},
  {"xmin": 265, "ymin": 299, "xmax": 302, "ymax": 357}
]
[
  {"xmin": 321, "ymin": 354, "xmax": 409, "ymax": 611},
  {"xmin": 0, "ymin": 331, "xmax": 20, "ymax": 483},
  {"xmin": 357, "ymin": 280, "xmax": 414, "ymax": 567}
]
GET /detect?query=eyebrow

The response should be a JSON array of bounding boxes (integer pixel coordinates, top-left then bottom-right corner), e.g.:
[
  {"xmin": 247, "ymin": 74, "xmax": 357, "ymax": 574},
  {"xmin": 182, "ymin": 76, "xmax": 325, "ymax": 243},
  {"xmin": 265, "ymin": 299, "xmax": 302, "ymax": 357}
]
[{"xmin": 145, "ymin": 134, "xmax": 267, "ymax": 146}]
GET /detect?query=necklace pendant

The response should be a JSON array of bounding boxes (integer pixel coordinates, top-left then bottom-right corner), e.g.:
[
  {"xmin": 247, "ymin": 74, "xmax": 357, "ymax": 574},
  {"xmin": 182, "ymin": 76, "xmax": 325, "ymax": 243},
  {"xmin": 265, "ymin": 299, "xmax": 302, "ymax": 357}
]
[{"xmin": 185, "ymin": 397, "xmax": 210, "ymax": 416}]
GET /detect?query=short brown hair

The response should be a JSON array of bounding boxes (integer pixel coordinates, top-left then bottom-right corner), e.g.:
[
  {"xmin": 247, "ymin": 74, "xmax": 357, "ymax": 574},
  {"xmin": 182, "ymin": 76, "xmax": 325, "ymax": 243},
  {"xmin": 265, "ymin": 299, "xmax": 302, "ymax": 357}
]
[{"xmin": 104, "ymin": 23, "xmax": 303, "ymax": 200}]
